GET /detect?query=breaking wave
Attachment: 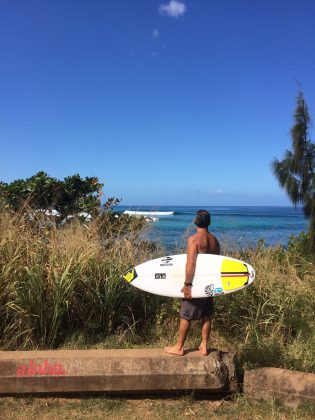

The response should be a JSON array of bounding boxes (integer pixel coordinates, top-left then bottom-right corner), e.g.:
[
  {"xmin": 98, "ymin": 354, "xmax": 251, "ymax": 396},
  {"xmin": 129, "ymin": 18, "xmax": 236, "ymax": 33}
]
[{"xmin": 124, "ymin": 210, "xmax": 174, "ymax": 216}]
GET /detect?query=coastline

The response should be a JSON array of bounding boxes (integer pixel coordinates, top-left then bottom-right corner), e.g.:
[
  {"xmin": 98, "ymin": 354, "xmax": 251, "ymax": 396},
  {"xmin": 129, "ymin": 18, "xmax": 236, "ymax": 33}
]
[{"xmin": 116, "ymin": 205, "xmax": 308, "ymax": 252}]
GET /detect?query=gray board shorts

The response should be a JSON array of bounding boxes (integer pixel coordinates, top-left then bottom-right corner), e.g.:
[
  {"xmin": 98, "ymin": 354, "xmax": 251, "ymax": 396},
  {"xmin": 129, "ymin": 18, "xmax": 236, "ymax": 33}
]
[{"xmin": 180, "ymin": 297, "xmax": 214, "ymax": 321}]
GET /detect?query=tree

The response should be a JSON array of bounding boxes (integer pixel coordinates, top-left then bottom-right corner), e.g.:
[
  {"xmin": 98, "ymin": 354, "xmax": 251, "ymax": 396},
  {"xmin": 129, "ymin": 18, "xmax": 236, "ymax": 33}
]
[
  {"xmin": 272, "ymin": 91, "xmax": 315, "ymax": 251},
  {"xmin": 0, "ymin": 171, "xmax": 105, "ymax": 220}
]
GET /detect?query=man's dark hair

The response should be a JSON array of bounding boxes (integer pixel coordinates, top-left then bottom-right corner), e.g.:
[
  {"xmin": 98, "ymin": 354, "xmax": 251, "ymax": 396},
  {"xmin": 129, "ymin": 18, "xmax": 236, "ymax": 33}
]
[{"xmin": 194, "ymin": 209, "xmax": 211, "ymax": 228}]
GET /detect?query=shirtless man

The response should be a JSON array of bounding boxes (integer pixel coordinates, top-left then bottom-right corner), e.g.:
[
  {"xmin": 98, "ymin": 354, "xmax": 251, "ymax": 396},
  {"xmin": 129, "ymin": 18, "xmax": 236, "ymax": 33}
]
[{"xmin": 164, "ymin": 209, "xmax": 220, "ymax": 356}]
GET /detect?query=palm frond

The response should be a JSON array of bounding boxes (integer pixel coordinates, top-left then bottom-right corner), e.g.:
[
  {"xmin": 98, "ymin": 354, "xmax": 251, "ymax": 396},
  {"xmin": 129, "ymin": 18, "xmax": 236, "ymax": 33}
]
[{"xmin": 272, "ymin": 90, "xmax": 314, "ymax": 241}]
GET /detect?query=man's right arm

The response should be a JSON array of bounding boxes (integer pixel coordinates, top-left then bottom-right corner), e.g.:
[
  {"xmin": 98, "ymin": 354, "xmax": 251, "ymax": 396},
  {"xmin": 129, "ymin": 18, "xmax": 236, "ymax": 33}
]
[{"xmin": 181, "ymin": 236, "xmax": 198, "ymax": 299}]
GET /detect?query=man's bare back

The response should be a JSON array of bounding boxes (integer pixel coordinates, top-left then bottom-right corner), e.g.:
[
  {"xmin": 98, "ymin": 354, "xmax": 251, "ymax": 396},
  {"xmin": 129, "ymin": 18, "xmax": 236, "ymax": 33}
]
[
  {"xmin": 188, "ymin": 230, "xmax": 220, "ymax": 255},
  {"xmin": 184, "ymin": 229, "xmax": 220, "ymax": 300}
]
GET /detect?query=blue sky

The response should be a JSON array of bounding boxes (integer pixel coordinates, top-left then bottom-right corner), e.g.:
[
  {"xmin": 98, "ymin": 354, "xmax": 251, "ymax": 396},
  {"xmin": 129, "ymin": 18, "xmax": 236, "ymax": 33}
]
[{"xmin": 1, "ymin": 0, "xmax": 314, "ymax": 206}]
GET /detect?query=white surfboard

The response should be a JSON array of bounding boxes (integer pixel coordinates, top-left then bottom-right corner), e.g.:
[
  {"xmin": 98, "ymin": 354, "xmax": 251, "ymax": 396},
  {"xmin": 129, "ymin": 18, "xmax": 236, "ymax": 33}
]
[{"xmin": 121, "ymin": 254, "xmax": 255, "ymax": 298}]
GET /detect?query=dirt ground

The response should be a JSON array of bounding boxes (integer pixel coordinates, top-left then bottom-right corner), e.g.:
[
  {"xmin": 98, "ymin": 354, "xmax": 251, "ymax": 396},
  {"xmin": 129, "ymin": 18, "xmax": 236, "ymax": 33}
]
[{"xmin": 0, "ymin": 394, "xmax": 314, "ymax": 419}]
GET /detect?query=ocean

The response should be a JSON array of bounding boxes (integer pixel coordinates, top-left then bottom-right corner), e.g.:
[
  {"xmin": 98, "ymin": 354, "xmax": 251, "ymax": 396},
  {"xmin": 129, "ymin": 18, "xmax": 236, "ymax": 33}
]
[{"xmin": 116, "ymin": 206, "xmax": 308, "ymax": 252}]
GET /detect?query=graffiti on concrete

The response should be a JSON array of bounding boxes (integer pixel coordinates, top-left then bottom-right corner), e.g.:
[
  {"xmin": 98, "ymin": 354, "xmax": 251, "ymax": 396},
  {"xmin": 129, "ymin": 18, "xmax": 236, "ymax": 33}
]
[{"xmin": 16, "ymin": 360, "xmax": 66, "ymax": 376}]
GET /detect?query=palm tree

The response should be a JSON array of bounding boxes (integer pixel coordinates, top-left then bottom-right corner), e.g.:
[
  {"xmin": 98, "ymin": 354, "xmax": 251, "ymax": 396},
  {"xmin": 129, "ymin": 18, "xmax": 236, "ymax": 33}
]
[{"xmin": 272, "ymin": 91, "xmax": 315, "ymax": 251}]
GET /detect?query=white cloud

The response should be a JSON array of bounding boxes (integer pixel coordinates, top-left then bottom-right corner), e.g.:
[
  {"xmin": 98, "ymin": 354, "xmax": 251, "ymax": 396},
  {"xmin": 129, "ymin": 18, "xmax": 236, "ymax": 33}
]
[
  {"xmin": 152, "ymin": 29, "xmax": 160, "ymax": 39},
  {"xmin": 159, "ymin": 1, "xmax": 186, "ymax": 18}
]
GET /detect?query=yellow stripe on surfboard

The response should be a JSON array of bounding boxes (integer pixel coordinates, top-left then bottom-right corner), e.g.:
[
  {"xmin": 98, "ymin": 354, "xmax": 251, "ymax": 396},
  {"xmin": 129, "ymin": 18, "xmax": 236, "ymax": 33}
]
[{"xmin": 221, "ymin": 259, "xmax": 249, "ymax": 291}]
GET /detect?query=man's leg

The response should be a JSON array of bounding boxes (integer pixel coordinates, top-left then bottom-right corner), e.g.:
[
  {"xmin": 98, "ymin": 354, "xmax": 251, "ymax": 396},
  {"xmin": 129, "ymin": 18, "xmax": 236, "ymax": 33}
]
[
  {"xmin": 164, "ymin": 318, "xmax": 190, "ymax": 356},
  {"xmin": 199, "ymin": 316, "xmax": 212, "ymax": 356}
]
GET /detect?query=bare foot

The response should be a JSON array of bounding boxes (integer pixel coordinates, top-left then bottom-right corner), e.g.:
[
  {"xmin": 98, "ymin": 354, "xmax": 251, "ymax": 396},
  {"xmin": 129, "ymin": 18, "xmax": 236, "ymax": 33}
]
[
  {"xmin": 199, "ymin": 344, "xmax": 208, "ymax": 356},
  {"xmin": 164, "ymin": 346, "xmax": 184, "ymax": 356}
]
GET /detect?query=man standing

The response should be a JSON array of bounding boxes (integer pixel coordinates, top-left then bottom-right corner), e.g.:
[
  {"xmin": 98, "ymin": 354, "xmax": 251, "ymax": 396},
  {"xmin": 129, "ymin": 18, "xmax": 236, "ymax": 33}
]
[{"xmin": 164, "ymin": 209, "xmax": 220, "ymax": 356}]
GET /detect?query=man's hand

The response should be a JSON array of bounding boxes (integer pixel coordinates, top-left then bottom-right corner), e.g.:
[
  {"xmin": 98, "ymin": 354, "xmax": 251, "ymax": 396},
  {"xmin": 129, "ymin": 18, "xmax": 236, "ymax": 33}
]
[{"xmin": 181, "ymin": 285, "xmax": 192, "ymax": 299}]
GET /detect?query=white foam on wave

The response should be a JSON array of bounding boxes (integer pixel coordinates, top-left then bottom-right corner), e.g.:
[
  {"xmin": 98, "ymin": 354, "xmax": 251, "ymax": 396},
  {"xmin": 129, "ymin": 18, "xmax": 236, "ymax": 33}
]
[
  {"xmin": 145, "ymin": 217, "xmax": 159, "ymax": 222},
  {"xmin": 124, "ymin": 210, "xmax": 174, "ymax": 216}
]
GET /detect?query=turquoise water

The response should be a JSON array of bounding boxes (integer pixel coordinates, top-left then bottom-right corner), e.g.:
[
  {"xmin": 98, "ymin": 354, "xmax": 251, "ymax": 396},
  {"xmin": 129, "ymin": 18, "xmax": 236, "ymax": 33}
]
[{"xmin": 116, "ymin": 206, "xmax": 308, "ymax": 252}]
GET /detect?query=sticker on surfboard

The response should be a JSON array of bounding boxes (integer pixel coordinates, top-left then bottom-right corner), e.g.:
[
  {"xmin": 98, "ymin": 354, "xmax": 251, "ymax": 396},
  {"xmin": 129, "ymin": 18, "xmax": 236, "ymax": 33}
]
[{"xmin": 122, "ymin": 268, "xmax": 138, "ymax": 283}]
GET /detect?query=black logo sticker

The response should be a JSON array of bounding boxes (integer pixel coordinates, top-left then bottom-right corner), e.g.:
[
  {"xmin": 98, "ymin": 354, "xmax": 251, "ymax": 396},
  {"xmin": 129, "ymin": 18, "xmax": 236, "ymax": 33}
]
[
  {"xmin": 204, "ymin": 284, "xmax": 214, "ymax": 297},
  {"xmin": 160, "ymin": 256, "xmax": 173, "ymax": 267},
  {"xmin": 155, "ymin": 273, "xmax": 166, "ymax": 279}
]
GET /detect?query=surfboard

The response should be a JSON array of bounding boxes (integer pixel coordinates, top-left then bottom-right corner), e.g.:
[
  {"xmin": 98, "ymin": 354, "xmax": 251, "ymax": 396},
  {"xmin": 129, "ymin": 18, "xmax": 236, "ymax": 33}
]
[{"xmin": 121, "ymin": 254, "xmax": 255, "ymax": 298}]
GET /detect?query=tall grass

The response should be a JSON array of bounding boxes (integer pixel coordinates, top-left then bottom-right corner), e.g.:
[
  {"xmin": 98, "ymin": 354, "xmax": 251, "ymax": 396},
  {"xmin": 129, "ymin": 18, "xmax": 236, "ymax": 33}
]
[
  {"xmin": 0, "ymin": 208, "xmax": 314, "ymax": 373},
  {"xmin": 0, "ymin": 209, "xmax": 163, "ymax": 349},
  {"xmin": 214, "ymin": 242, "xmax": 315, "ymax": 372},
  {"xmin": 149, "ymin": 241, "xmax": 315, "ymax": 373}
]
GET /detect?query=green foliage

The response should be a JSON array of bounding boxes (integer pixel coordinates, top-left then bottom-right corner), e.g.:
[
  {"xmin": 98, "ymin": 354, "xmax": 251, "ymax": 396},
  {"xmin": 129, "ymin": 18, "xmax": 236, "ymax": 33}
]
[
  {"xmin": 0, "ymin": 171, "xmax": 104, "ymax": 219},
  {"xmin": 287, "ymin": 232, "xmax": 315, "ymax": 265},
  {"xmin": 272, "ymin": 91, "xmax": 315, "ymax": 251}
]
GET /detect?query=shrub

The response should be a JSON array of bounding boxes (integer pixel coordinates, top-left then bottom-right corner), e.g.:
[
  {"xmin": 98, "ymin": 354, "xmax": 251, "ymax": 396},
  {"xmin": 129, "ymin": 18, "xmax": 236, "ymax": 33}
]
[{"xmin": 0, "ymin": 209, "xmax": 162, "ymax": 349}]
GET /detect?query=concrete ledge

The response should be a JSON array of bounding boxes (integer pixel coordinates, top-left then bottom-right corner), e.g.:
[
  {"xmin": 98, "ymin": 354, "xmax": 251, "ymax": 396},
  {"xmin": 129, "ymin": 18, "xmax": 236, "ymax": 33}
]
[
  {"xmin": 244, "ymin": 368, "xmax": 315, "ymax": 407},
  {"xmin": 0, "ymin": 349, "xmax": 238, "ymax": 395}
]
